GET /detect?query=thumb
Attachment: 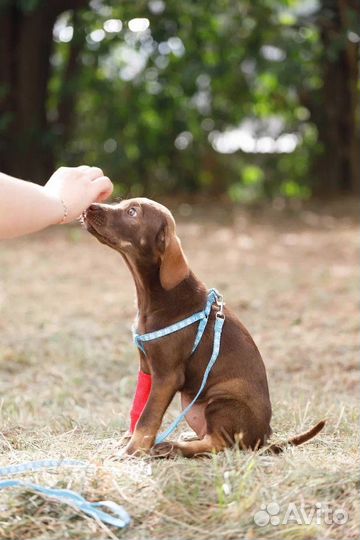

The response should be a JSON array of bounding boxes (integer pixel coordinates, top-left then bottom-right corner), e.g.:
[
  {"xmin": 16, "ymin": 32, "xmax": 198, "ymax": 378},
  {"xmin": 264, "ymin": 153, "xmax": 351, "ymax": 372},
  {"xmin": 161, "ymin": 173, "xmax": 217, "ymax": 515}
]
[{"xmin": 92, "ymin": 176, "xmax": 113, "ymax": 202}]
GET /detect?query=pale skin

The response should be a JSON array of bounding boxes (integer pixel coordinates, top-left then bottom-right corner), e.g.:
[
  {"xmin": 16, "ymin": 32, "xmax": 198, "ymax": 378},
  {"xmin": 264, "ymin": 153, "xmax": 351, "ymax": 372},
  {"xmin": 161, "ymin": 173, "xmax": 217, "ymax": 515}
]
[{"xmin": 0, "ymin": 166, "xmax": 113, "ymax": 240}]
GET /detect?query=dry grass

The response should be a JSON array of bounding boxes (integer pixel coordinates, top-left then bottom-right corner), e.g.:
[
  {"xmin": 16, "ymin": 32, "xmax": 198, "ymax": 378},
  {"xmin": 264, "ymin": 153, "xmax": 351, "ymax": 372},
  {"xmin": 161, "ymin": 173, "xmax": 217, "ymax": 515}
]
[{"xmin": 0, "ymin": 199, "xmax": 359, "ymax": 540}]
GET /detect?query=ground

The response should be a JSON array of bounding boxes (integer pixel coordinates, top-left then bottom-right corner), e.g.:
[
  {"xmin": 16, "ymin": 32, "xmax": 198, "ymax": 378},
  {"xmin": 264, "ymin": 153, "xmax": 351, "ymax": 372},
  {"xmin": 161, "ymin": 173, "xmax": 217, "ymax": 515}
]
[{"xmin": 0, "ymin": 199, "xmax": 358, "ymax": 540}]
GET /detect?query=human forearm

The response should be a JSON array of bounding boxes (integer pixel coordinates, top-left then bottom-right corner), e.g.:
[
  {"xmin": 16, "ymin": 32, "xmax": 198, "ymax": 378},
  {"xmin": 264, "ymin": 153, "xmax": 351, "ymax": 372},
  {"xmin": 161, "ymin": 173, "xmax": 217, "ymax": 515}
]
[
  {"xmin": 0, "ymin": 173, "xmax": 64, "ymax": 239},
  {"xmin": 0, "ymin": 167, "xmax": 113, "ymax": 240}
]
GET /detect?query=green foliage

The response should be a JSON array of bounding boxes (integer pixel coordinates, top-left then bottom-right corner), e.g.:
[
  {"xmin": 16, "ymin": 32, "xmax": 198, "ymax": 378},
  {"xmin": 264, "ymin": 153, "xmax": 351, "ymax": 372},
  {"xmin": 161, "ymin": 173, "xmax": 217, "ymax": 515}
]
[
  {"xmin": 18, "ymin": 0, "xmax": 44, "ymax": 13},
  {"xmin": 46, "ymin": 0, "xmax": 356, "ymax": 199}
]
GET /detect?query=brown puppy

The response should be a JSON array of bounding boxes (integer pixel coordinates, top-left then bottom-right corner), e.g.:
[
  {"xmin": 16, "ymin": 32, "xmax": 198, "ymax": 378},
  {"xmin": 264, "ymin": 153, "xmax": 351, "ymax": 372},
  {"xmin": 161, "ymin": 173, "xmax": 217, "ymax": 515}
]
[{"xmin": 84, "ymin": 198, "xmax": 325, "ymax": 457}]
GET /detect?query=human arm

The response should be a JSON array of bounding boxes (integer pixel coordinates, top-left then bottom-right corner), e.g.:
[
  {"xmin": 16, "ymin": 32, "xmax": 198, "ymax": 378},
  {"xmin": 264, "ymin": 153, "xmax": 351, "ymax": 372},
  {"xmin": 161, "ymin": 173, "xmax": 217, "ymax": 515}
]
[{"xmin": 0, "ymin": 166, "xmax": 113, "ymax": 240}]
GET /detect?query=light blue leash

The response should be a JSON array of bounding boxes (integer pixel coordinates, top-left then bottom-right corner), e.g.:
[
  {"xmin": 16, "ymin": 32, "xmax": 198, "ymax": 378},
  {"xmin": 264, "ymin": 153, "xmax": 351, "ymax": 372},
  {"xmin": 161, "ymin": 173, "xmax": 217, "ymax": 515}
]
[
  {"xmin": 133, "ymin": 289, "xmax": 226, "ymax": 444},
  {"xmin": 156, "ymin": 315, "xmax": 224, "ymax": 444},
  {"xmin": 0, "ymin": 459, "xmax": 88, "ymax": 476},
  {"xmin": 0, "ymin": 460, "xmax": 131, "ymax": 529}
]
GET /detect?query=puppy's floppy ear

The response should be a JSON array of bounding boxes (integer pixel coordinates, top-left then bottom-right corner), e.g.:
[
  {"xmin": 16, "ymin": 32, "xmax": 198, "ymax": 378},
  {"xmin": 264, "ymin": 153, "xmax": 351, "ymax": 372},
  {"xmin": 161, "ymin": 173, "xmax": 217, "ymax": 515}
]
[{"xmin": 157, "ymin": 224, "xmax": 189, "ymax": 290}]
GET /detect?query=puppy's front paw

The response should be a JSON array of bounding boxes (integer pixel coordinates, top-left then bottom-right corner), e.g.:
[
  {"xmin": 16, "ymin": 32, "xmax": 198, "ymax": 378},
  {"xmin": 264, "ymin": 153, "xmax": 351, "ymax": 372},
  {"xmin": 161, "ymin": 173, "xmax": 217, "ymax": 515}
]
[
  {"xmin": 124, "ymin": 442, "xmax": 148, "ymax": 457},
  {"xmin": 150, "ymin": 442, "xmax": 181, "ymax": 459},
  {"xmin": 121, "ymin": 430, "xmax": 132, "ymax": 443}
]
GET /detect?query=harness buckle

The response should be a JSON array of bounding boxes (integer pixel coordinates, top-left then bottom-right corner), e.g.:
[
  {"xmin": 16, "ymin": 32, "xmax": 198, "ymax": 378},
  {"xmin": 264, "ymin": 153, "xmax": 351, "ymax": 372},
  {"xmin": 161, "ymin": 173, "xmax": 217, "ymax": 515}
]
[{"xmin": 215, "ymin": 294, "xmax": 225, "ymax": 319}]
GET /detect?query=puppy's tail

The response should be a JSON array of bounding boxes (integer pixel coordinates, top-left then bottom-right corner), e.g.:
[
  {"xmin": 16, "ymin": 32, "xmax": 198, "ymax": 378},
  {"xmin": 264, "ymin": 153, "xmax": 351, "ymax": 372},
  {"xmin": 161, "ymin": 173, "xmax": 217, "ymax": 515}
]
[{"xmin": 267, "ymin": 420, "xmax": 326, "ymax": 454}]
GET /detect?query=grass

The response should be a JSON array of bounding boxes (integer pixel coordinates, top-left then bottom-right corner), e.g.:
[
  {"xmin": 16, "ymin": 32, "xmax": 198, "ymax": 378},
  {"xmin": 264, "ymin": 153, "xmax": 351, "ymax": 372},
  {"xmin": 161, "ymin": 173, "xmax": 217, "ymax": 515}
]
[{"xmin": 0, "ymin": 199, "xmax": 359, "ymax": 540}]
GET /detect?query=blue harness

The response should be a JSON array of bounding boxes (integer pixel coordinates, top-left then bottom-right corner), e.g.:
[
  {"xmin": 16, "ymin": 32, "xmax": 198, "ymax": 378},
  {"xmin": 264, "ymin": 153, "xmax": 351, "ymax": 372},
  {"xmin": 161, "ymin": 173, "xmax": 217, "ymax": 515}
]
[{"xmin": 133, "ymin": 288, "xmax": 225, "ymax": 444}]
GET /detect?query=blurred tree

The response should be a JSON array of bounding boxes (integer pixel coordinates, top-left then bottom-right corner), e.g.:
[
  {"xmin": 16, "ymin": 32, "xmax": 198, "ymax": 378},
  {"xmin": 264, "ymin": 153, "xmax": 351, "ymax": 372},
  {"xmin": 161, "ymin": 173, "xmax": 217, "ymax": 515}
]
[
  {"xmin": 0, "ymin": 0, "xmax": 89, "ymax": 182},
  {"xmin": 294, "ymin": 0, "xmax": 360, "ymax": 195},
  {"xmin": 0, "ymin": 0, "xmax": 359, "ymax": 197},
  {"xmin": 313, "ymin": 0, "xmax": 359, "ymax": 194}
]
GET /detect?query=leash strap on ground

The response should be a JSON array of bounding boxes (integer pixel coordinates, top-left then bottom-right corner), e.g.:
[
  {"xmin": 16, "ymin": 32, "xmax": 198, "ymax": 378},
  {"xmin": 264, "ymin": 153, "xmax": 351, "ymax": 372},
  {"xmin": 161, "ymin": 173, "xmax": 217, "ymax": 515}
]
[
  {"xmin": 0, "ymin": 459, "xmax": 88, "ymax": 476},
  {"xmin": 0, "ymin": 460, "xmax": 131, "ymax": 529},
  {"xmin": 133, "ymin": 288, "xmax": 225, "ymax": 444},
  {"xmin": 0, "ymin": 479, "xmax": 131, "ymax": 528}
]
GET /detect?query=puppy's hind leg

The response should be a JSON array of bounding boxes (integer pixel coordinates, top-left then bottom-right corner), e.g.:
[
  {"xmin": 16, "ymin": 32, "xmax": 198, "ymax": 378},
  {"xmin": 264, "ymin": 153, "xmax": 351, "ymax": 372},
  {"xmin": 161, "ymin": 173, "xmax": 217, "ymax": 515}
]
[
  {"xmin": 205, "ymin": 397, "xmax": 271, "ymax": 451},
  {"xmin": 151, "ymin": 397, "xmax": 270, "ymax": 458}
]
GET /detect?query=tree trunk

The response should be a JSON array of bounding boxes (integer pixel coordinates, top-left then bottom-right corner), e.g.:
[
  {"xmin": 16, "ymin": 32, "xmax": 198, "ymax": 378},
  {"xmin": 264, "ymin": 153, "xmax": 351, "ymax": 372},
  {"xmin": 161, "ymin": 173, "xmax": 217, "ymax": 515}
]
[
  {"xmin": 313, "ymin": 0, "xmax": 360, "ymax": 196},
  {"xmin": 56, "ymin": 10, "xmax": 86, "ymax": 151},
  {"xmin": 0, "ymin": 0, "xmax": 89, "ymax": 184}
]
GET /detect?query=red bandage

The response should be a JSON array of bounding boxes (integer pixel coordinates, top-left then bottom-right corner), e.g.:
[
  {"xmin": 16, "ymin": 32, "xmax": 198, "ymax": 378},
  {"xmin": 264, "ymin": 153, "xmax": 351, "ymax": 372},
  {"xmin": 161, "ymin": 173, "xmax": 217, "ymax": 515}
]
[{"xmin": 130, "ymin": 371, "xmax": 152, "ymax": 432}]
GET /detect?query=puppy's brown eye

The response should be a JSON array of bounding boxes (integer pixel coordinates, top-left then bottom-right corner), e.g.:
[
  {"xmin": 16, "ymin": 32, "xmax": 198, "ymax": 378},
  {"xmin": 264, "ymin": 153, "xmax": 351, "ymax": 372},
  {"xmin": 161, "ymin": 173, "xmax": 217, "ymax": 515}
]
[{"xmin": 127, "ymin": 207, "xmax": 137, "ymax": 217}]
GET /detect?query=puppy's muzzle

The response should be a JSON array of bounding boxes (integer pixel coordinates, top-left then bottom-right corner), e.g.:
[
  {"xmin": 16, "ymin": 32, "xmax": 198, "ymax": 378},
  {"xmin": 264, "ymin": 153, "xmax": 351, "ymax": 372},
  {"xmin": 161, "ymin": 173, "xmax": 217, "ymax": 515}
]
[{"xmin": 84, "ymin": 204, "xmax": 106, "ymax": 229}]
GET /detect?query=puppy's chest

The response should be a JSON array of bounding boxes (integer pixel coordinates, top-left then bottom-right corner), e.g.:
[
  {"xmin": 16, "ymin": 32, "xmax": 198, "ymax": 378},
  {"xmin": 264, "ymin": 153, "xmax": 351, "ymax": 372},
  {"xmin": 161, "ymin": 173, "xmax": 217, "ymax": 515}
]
[
  {"xmin": 134, "ymin": 309, "xmax": 180, "ymax": 334},
  {"xmin": 133, "ymin": 312, "xmax": 158, "ymax": 335},
  {"xmin": 134, "ymin": 310, "xmax": 198, "ymax": 361}
]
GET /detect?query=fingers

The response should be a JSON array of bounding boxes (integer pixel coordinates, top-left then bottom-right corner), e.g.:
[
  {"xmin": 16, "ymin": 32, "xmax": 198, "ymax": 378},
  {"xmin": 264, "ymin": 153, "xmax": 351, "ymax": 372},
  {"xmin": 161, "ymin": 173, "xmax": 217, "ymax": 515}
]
[
  {"xmin": 73, "ymin": 164, "xmax": 103, "ymax": 179},
  {"xmin": 92, "ymin": 175, "xmax": 113, "ymax": 202},
  {"xmin": 80, "ymin": 166, "xmax": 104, "ymax": 181},
  {"xmin": 88, "ymin": 166, "xmax": 105, "ymax": 181},
  {"xmin": 59, "ymin": 166, "xmax": 114, "ymax": 202}
]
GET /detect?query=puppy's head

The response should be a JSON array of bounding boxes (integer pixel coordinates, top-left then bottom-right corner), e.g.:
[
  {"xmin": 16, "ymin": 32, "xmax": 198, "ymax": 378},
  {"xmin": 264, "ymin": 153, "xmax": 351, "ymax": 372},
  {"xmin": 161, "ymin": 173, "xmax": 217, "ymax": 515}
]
[{"xmin": 83, "ymin": 198, "xmax": 189, "ymax": 290}]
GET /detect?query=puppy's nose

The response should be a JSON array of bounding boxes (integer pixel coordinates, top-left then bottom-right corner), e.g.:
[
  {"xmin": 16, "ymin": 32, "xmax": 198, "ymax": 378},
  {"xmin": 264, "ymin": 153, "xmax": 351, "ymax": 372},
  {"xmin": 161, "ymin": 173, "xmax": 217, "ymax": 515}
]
[
  {"xmin": 87, "ymin": 203, "xmax": 101, "ymax": 214},
  {"xmin": 84, "ymin": 203, "xmax": 106, "ymax": 226},
  {"xmin": 85, "ymin": 203, "xmax": 103, "ymax": 220}
]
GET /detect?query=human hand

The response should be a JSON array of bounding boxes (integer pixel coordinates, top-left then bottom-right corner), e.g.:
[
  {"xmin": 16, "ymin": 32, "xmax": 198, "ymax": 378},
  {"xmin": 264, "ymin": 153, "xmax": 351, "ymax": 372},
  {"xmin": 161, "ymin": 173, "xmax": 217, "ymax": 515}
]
[{"xmin": 44, "ymin": 166, "xmax": 113, "ymax": 224}]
